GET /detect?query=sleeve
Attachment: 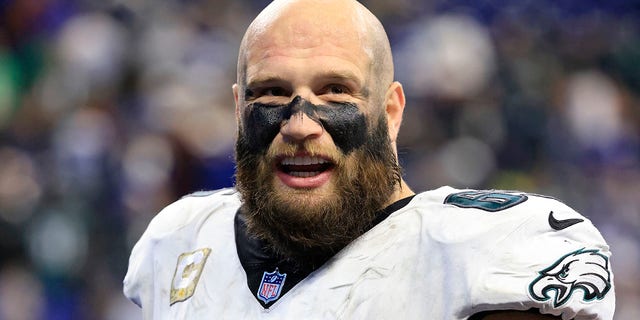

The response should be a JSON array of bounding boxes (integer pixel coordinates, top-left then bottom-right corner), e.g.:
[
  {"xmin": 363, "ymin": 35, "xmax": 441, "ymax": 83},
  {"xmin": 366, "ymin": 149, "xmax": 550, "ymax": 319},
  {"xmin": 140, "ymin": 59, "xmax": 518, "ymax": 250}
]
[
  {"xmin": 470, "ymin": 197, "xmax": 615, "ymax": 320},
  {"xmin": 122, "ymin": 199, "xmax": 192, "ymax": 319},
  {"xmin": 123, "ymin": 228, "xmax": 153, "ymax": 306}
]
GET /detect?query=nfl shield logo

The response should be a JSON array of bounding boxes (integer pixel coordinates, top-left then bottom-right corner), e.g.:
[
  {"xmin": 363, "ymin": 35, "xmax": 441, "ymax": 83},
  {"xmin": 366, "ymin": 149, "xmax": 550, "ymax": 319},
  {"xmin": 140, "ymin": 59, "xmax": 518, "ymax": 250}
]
[{"xmin": 257, "ymin": 268, "xmax": 287, "ymax": 304}]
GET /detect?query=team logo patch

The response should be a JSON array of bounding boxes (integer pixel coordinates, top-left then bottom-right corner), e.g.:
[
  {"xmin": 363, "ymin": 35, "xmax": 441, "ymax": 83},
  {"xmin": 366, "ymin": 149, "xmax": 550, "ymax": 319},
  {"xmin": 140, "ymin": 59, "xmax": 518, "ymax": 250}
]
[
  {"xmin": 170, "ymin": 248, "xmax": 212, "ymax": 305},
  {"xmin": 528, "ymin": 248, "xmax": 611, "ymax": 307},
  {"xmin": 444, "ymin": 190, "xmax": 528, "ymax": 212},
  {"xmin": 257, "ymin": 268, "xmax": 287, "ymax": 304}
]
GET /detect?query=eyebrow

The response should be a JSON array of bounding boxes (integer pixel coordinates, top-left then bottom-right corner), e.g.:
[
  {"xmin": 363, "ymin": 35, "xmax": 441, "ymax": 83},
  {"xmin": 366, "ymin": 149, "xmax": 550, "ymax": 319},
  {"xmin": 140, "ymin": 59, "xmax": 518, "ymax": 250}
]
[
  {"xmin": 246, "ymin": 70, "xmax": 365, "ymax": 91},
  {"xmin": 245, "ymin": 74, "xmax": 289, "ymax": 89},
  {"xmin": 319, "ymin": 70, "xmax": 363, "ymax": 86}
]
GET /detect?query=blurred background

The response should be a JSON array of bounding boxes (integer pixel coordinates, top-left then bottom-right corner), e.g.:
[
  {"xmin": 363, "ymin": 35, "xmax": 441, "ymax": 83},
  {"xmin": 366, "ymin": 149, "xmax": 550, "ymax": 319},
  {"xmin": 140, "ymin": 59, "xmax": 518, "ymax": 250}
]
[{"xmin": 0, "ymin": 0, "xmax": 638, "ymax": 319}]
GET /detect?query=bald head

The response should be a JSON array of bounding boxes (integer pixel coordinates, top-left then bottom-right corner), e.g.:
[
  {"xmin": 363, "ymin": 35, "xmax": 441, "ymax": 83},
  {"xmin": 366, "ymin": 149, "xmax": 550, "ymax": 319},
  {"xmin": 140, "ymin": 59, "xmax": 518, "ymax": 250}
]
[{"xmin": 236, "ymin": 0, "xmax": 394, "ymax": 97}]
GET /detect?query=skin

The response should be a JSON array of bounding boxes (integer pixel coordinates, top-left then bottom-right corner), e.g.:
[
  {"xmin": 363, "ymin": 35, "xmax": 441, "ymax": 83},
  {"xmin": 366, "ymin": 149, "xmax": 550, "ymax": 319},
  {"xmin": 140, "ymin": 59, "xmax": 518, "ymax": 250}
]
[
  {"xmin": 233, "ymin": 0, "xmax": 412, "ymax": 207},
  {"xmin": 233, "ymin": 1, "xmax": 561, "ymax": 319}
]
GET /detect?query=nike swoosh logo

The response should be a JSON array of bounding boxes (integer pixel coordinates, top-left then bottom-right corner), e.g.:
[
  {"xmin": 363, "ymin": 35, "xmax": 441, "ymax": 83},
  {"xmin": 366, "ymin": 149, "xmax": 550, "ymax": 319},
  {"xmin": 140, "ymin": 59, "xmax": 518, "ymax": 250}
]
[{"xmin": 548, "ymin": 211, "xmax": 584, "ymax": 230}]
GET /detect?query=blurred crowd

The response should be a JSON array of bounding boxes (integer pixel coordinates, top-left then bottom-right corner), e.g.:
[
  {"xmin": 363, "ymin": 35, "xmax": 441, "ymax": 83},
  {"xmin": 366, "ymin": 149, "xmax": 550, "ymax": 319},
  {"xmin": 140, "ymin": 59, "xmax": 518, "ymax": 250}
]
[{"xmin": 0, "ymin": 0, "xmax": 638, "ymax": 319}]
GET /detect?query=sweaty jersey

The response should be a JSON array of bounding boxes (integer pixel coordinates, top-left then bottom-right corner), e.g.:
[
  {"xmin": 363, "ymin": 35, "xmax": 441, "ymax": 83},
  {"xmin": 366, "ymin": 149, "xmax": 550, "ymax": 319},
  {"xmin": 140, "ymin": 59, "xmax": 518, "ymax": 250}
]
[{"xmin": 123, "ymin": 186, "xmax": 615, "ymax": 319}]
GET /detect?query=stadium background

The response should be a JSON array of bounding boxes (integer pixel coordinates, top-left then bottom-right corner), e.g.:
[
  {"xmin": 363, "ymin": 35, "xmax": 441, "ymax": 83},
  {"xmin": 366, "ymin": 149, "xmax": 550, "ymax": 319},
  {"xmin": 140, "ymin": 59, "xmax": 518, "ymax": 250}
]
[{"xmin": 0, "ymin": 0, "xmax": 638, "ymax": 318}]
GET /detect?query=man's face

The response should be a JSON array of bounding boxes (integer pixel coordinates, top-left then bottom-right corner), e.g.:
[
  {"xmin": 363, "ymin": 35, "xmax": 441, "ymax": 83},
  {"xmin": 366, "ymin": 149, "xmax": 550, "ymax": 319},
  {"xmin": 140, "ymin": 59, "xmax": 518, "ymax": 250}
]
[{"xmin": 233, "ymin": 14, "xmax": 401, "ymax": 258}]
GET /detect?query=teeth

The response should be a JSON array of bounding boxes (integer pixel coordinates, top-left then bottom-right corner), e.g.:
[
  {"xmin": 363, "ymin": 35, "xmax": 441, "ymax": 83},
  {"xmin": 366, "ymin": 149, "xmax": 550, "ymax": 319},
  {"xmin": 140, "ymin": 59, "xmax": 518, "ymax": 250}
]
[
  {"xmin": 288, "ymin": 171, "xmax": 321, "ymax": 177},
  {"xmin": 280, "ymin": 156, "xmax": 329, "ymax": 166}
]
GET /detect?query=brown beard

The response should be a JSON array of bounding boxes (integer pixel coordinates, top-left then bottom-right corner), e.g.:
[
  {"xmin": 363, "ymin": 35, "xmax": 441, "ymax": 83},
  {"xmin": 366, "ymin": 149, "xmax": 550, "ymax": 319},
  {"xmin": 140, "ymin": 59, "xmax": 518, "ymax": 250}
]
[{"xmin": 235, "ymin": 113, "xmax": 401, "ymax": 261}]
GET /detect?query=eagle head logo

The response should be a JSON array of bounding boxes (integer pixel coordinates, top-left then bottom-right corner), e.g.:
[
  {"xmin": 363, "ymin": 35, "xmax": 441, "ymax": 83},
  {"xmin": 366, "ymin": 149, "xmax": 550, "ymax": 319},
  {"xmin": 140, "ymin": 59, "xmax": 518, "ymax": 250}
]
[{"xmin": 528, "ymin": 248, "xmax": 611, "ymax": 307}]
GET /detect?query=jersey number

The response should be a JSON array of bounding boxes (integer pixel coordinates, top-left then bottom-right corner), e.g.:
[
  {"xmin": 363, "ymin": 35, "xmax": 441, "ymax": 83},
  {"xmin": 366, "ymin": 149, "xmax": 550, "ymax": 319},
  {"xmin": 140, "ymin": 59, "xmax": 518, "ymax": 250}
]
[{"xmin": 444, "ymin": 190, "xmax": 528, "ymax": 212}]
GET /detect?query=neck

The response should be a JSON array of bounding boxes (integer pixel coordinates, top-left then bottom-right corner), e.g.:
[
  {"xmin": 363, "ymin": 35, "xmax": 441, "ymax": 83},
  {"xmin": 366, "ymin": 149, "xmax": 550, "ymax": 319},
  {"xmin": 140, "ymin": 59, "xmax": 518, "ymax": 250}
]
[{"xmin": 384, "ymin": 179, "xmax": 414, "ymax": 208}]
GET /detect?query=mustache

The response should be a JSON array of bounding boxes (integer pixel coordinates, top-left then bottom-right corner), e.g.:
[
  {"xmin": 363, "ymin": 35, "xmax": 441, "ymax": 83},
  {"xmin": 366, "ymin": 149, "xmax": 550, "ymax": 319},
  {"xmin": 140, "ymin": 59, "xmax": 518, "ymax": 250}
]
[{"xmin": 265, "ymin": 139, "xmax": 345, "ymax": 167}]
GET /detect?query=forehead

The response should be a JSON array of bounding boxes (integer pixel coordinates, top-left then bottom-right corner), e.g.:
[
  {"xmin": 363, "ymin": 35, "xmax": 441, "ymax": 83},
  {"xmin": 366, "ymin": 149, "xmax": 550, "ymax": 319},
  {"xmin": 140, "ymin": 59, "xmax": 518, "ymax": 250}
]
[{"xmin": 243, "ymin": 9, "xmax": 373, "ymax": 82}]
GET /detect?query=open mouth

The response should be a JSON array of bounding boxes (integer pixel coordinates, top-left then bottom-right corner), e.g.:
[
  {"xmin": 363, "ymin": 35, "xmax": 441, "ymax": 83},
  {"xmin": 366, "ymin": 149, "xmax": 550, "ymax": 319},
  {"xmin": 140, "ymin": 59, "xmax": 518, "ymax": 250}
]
[{"xmin": 276, "ymin": 155, "xmax": 335, "ymax": 178}]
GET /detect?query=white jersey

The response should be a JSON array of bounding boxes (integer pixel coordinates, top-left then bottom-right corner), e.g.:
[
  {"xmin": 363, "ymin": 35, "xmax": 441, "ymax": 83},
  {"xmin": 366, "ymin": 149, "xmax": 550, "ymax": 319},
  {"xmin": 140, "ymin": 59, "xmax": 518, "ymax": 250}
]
[{"xmin": 123, "ymin": 186, "xmax": 615, "ymax": 319}]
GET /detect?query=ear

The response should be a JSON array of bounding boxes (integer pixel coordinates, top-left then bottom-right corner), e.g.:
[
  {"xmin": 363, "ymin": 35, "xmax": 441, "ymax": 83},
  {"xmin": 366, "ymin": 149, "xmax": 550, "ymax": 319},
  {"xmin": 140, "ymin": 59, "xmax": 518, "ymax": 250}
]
[
  {"xmin": 233, "ymin": 83, "xmax": 241, "ymax": 123},
  {"xmin": 384, "ymin": 81, "xmax": 406, "ymax": 143}
]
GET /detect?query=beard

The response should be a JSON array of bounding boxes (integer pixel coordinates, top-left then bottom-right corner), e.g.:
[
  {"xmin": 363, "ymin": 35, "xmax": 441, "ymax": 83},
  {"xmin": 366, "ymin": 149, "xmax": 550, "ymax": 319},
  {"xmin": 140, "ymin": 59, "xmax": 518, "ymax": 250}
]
[{"xmin": 235, "ymin": 113, "xmax": 402, "ymax": 261}]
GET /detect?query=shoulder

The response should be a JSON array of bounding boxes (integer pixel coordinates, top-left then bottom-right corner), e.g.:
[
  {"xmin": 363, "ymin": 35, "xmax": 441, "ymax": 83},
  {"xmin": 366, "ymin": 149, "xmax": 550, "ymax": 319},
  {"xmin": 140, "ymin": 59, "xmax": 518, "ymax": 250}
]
[
  {"xmin": 412, "ymin": 186, "xmax": 576, "ymax": 215},
  {"xmin": 123, "ymin": 188, "xmax": 240, "ymax": 307},
  {"xmin": 143, "ymin": 188, "xmax": 241, "ymax": 237},
  {"xmin": 408, "ymin": 187, "xmax": 596, "ymax": 237},
  {"xmin": 410, "ymin": 186, "xmax": 609, "ymax": 259},
  {"xmin": 410, "ymin": 188, "xmax": 614, "ymax": 319}
]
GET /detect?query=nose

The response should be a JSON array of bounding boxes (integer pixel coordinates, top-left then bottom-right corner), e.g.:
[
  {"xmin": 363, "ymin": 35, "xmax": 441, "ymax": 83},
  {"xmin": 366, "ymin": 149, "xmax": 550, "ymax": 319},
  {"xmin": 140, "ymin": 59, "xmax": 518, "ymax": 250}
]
[{"xmin": 280, "ymin": 111, "xmax": 324, "ymax": 143}]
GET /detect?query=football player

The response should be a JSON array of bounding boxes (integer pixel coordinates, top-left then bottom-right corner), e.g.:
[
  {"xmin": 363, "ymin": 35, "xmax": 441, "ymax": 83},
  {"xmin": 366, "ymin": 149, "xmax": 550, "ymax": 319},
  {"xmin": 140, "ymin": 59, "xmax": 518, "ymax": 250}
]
[{"xmin": 124, "ymin": 0, "xmax": 615, "ymax": 319}]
